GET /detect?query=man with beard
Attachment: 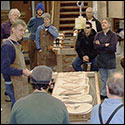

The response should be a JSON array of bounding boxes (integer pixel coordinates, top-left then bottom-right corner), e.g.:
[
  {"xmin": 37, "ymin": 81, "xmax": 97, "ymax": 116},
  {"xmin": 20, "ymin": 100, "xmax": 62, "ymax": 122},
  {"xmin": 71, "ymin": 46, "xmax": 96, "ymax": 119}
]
[{"xmin": 27, "ymin": 2, "xmax": 45, "ymax": 70}]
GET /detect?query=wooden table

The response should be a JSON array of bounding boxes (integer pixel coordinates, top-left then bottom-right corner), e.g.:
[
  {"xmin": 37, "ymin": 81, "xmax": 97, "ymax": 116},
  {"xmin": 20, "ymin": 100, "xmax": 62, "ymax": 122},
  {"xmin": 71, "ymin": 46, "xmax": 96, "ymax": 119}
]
[
  {"xmin": 52, "ymin": 47, "xmax": 77, "ymax": 72},
  {"xmin": 52, "ymin": 71, "xmax": 101, "ymax": 122}
]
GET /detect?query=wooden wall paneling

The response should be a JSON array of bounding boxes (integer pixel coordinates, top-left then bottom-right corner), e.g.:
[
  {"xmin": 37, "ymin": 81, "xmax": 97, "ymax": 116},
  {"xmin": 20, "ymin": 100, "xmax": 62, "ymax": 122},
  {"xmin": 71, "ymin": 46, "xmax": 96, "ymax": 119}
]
[
  {"xmin": 10, "ymin": 1, "xmax": 32, "ymax": 23},
  {"xmin": 53, "ymin": 1, "xmax": 60, "ymax": 30}
]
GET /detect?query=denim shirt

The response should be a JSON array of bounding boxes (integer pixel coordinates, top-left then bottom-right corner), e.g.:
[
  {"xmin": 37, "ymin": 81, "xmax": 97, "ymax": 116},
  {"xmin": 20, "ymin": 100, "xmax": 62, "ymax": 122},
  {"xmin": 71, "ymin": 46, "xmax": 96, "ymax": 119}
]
[
  {"xmin": 90, "ymin": 99, "xmax": 124, "ymax": 124},
  {"xmin": 35, "ymin": 24, "xmax": 58, "ymax": 50}
]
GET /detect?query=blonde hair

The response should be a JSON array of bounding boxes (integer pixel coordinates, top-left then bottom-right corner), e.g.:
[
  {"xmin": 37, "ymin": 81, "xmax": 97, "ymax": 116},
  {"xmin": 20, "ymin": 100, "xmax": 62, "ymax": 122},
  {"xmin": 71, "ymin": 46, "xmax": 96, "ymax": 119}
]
[
  {"xmin": 11, "ymin": 19, "xmax": 27, "ymax": 35},
  {"xmin": 11, "ymin": 19, "xmax": 27, "ymax": 29}
]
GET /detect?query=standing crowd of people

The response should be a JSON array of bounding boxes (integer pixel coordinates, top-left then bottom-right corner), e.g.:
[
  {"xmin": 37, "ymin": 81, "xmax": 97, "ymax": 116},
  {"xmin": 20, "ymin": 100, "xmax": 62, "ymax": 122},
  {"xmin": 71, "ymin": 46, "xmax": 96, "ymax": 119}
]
[{"xmin": 1, "ymin": 3, "xmax": 124, "ymax": 124}]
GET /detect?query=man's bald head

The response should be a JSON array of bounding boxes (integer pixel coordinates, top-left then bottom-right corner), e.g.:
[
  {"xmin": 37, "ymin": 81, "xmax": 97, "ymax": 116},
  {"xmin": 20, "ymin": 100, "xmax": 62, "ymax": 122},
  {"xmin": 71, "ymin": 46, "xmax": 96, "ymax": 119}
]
[{"xmin": 106, "ymin": 72, "xmax": 124, "ymax": 97}]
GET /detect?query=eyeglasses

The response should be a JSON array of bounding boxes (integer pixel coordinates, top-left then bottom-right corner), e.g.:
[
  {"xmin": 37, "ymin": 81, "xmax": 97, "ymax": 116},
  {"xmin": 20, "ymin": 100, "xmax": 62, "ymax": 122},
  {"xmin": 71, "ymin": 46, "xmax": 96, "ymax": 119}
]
[{"xmin": 86, "ymin": 27, "xmax": 91, "ymax": 29}]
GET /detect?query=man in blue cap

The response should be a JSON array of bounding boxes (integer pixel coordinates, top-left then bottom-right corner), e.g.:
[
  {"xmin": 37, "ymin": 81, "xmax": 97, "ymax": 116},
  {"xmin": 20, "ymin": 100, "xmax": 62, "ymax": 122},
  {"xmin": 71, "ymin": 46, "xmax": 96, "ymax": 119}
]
[{"xmin": 27, "ymin": 2, "xmax": 45, "ymax": 70}]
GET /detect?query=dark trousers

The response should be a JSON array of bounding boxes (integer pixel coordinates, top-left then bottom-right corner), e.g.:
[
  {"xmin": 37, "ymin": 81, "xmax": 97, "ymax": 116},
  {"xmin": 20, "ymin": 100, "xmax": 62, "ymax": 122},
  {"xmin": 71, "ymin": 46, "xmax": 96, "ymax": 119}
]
[{"xmin": 5, "ymin": 84, "xmax": 15, "ymax": 110}]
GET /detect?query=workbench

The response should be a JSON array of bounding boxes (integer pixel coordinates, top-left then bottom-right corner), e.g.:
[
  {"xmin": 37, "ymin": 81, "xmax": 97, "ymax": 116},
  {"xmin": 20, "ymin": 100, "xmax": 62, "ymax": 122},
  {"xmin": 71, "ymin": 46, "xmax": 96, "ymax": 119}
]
[
  {"xmin": 52, "ymin": 47, "xmax": 77, "ymax": 72},
  {"xmin": 52, "ymin": 71, "xmax": 101, "ymax": 122}
]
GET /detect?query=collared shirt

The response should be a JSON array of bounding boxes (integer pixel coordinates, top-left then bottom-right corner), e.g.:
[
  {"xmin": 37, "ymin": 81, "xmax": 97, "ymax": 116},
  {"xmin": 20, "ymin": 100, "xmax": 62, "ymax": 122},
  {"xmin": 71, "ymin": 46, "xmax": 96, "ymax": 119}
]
[
  {"xmin": 90, "ymin": 98, "xmax": 124, "ymax": 124},
  {"xmin": 1, "ymin": 39, "xmax": 23, "ymax": 82},
  {"xmin": 1, "ymin": 21, "xmax": 12, "ymax": 42}
]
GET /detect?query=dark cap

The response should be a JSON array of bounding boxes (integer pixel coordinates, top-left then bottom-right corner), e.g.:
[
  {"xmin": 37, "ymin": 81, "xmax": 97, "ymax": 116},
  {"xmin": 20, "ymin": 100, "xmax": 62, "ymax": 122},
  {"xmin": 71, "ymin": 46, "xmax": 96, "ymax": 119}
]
[
  {"xmin": 36, "ymin": 2, "xmax": 45, "ymax": 12},
  {"xmin": 30, "ymin": 66, "xmax": 52, "ymax": 84}
]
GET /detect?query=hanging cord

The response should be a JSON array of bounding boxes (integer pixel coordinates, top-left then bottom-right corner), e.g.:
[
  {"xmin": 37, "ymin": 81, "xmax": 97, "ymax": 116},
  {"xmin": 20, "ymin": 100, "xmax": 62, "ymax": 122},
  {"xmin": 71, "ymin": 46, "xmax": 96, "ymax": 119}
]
[{"xmin": 77, "ymin": 1, "xmax": 84, "ymax": 16}]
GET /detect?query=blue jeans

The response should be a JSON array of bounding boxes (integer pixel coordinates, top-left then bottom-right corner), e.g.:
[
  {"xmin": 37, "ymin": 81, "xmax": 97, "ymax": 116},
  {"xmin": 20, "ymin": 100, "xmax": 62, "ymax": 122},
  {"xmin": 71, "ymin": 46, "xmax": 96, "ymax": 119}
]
[
  {"xmin": 99, "ymin": 68, "xmax": 116, "ymax": 96},
  {"xmin": 5, "ymin": 84, "xmax": 15, "ymax": 110},
  {"xmin": 72, "ymin": 56, "xmax": 98, "ymax": 71}
]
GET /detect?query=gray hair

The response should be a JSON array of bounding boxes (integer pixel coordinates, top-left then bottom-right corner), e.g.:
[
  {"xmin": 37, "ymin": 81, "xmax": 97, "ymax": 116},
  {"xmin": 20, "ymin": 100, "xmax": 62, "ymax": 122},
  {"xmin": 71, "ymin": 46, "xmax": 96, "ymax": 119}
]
[
  {"xmin": 42, "ymin": 13, "xmax": 51, "ymax": 19},
  {"xmin": 86, "ymin": 7, "xmax": 93, "ymax": 13},
  {"xmin": 106, "ymin": 72, "xmax": 124, "ymax": 97},
  {"xmin": 102, "ymin": 17, "xmax": 112, "ymax": 25},
  {"xmin": 8, "ymin": 9, "xmax": 21, "ymax": 19}
]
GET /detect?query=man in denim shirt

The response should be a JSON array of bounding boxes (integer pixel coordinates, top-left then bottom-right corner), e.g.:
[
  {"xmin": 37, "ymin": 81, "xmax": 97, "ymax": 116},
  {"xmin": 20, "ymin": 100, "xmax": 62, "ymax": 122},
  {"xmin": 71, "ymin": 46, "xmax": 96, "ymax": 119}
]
[
  {"xmin": 90, "ymin": 72, "xmax": 124, "ymax": 124},
  {"xmin": 35, "ymin": 13, "xmax": 58, "ymax": 68}
]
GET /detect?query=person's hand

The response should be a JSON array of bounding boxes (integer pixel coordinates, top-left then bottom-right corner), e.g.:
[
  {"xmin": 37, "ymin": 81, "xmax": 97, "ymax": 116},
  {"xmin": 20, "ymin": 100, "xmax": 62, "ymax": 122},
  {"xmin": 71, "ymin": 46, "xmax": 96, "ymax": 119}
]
[
  {"xmin": 83, "ymin": 56, "xmax": 89, "ymax": 62},
  {"xmin": 95, "ymin": 40, "xmax": 100, "ymax": 45},
  {"xmin": 73, "ymin": 30, "xmax": 78, "ymax": 34},
  {"xmin": 45, "ymin": 28, "xmax": 48, "ymax": 32},
  {"xmin": 23, "ymin": 69, "xmax": 32, "ymax": 77},
  {"xmin": 105, "ymin": 43, "xmax": 110, "ymax": 47},
  {"xmin": 38, "ymin": 49, "xmax": 42, "ymax": 53},
  {"xmin": 73, "ymin": 30, "xmax": 78, "ymax": 36}
]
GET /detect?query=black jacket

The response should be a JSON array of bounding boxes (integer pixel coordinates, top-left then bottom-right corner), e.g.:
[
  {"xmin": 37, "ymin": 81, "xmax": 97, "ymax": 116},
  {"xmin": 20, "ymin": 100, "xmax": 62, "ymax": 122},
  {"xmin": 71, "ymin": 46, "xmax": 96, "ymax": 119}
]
[
  {"xmin": 75, "ymin": 29, "xmax": 97, "ymax": 61},
  {"xmin": 86, "ymin": 16, "xmax": 102, "ymax": 32}
]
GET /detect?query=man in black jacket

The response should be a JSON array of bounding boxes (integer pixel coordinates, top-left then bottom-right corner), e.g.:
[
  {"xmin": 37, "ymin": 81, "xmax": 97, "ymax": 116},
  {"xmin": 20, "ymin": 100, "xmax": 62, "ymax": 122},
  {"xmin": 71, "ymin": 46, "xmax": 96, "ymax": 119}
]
[
  {"xmin": 72, "ymin": 22, "xmax": 98, "ymax": 71},
  {"xmin": 85, "ymin": 7, "xmax": 102, "ymax": 32}
]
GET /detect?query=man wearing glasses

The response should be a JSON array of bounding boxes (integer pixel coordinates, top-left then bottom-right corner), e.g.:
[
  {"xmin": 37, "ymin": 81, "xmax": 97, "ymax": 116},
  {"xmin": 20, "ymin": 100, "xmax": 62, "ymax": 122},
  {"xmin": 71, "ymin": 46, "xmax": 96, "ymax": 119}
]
[{"xmin": 72, "ymin": 22, "xmax": 98, "ymax": 71}]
